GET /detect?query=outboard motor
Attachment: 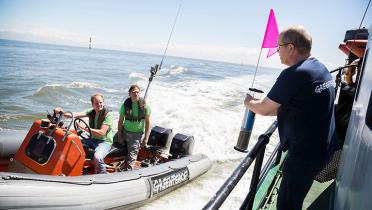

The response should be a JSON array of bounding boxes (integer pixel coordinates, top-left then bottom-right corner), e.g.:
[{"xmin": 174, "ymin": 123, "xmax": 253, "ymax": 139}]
[
  {"xmin": 148, "ymin": 126, "xmax": 173, "ymax": 152},
  {"xmin": 169, "ymin": 133, "xmax": 195, "ymax": 159}
]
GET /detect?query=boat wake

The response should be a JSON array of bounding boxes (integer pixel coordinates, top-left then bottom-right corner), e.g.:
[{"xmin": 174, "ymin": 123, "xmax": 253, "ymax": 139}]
[
  {"xmin": 129, "ymin": 72, "xmax": 148, "ymax": 81},
  {"xmin": 162, "ymin": 65, "xmax": 189, "ymax": 76}
]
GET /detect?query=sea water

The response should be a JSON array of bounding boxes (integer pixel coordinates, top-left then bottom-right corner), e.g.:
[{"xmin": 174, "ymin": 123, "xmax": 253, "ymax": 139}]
[{"xmin": 0, "ymin": 39, "xmax": 280, "ymax": 209}]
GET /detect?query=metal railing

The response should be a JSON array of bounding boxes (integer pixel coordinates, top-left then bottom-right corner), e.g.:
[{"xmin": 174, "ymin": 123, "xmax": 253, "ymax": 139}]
[{"xmin": 203, "ymin": 120, "xmax": 278, "ymax": 210}]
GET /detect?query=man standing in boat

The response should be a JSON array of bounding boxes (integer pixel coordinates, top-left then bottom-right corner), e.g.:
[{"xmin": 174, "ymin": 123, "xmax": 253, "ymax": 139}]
[
  {"xmin": 116, "ymin": 84, "xmax": 151, "ymax": 171},
  {"xmin": 55, "ymin": 93, "xmax": 113, "ymax": 174},
  {"xmin": 244, "ymin": 25, "xmax": 335, "ymax": 210}
]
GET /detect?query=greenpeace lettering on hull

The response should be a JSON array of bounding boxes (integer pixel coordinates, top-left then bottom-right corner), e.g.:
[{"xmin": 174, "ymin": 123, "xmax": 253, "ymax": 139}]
[{"xmin": 151, "ymin": 167, "xmax": 189, "ymax": 195}]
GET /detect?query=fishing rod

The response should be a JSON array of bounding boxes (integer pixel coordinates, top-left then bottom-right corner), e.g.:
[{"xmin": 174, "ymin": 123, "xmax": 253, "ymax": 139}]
[
  {"xmin": 358, "ymin": 0, "xmax": 371, "ymax": 30},
  {"xmin": 143, "ymin": 4, "xmax": 182, "ymax": 101}
]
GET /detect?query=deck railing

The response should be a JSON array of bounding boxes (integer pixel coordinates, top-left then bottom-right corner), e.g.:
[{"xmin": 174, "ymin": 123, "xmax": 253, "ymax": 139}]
[{"xmin": 203, "ymin": 120, "xmax": 278, "ymax": 210}]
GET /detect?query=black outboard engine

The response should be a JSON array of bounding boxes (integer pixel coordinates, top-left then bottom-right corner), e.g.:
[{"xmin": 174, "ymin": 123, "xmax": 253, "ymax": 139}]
[
  {"xmin": 148, "ymin": 126, "xmax": 173, "ymax": 152},
  {"xmin": 169, "ymin": 133, "xmax": 195, "ymax": 159}
]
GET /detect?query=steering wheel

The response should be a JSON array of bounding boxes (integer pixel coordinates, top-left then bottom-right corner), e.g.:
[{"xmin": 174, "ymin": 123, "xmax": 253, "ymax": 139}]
[{"xmin": 74, "ymin": 118, "xmax": 92, "ymax": 140}]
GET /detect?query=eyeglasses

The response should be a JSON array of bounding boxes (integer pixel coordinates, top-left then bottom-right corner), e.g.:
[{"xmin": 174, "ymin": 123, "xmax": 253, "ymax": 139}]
[{"xmin": 277, "ymin": 43, "xmax": 292, "ymax": 51}]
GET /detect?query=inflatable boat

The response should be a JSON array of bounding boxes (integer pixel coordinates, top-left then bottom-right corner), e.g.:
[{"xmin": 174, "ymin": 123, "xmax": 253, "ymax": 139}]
[{"xmin": 0, "ymin": 111, "xmax": 211, "ymax": 209}]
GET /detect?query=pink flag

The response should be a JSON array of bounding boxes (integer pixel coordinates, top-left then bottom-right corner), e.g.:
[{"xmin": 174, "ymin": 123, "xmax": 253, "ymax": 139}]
[{"xmin": 261, "ymin": 9, "xmax": 279, "ymax": 58}]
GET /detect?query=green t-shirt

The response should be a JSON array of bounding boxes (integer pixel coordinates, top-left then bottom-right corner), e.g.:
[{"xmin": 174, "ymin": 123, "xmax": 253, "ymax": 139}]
[
  {"xmin": 119, "ymin": 101, "xmax": 151, "ymax": 133},
  {"xmin": 84, "ymin": 109, "xmax": 113, "ymax": 145}
]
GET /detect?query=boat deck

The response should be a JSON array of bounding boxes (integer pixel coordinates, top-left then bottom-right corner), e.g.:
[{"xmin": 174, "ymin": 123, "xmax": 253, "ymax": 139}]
[{"xmin": 253, "ymin": 157, "xmax": 336, "ymax": 210}]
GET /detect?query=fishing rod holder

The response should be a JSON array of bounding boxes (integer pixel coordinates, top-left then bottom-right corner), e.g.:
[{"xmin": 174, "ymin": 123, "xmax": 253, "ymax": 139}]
[
  {"xmin": 149, "ymin": 64, "xmax": 159, "ymax": 82},
  {"xmin": 144, "ymin": 63, "xmax": 160, "ymax": 100}
]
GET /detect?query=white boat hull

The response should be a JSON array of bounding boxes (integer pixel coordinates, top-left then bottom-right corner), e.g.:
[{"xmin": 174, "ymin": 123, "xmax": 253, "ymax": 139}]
[{"xmin": 0, "ymin": 154, "xmax": 211, "ymax": 209}]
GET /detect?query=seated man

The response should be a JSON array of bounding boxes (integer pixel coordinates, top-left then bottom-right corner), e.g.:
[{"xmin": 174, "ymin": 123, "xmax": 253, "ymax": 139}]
[{"xmin": 55, "ymin": 93, "xmax": 113, "ymax": 174}]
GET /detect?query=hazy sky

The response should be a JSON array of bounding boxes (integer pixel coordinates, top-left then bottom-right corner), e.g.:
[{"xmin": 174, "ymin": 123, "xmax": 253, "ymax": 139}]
[{"xmin": 0, "ymin": 0, "xmax": 371, "ymax": 69}]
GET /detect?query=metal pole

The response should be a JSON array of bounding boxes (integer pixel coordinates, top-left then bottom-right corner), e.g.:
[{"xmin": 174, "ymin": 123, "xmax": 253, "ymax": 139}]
[
  {"xmin": 275, "ymin": 145, "xmax": 282, "ymax": 165},
  {"xmin": 240, "ymin": 137, "xmax": 267, "ymax": 210},
  {"xmin": 250, "ymin": 48, "xmax": 263, "ymax": 90},
  {"xmin": 203, "ymin": 139, "xmax": 267, "ymax": 210},
  {"xmin": 234, "ymin": 47, "xmax": 264, "ymax": 152},
  {"xmin": 203, "ymin": 121, "xmax": 277, "ymax": 210}
]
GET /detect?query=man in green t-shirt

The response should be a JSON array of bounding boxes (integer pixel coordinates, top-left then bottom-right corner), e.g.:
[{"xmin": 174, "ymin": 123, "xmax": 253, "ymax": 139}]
[
  {"xmin": 55, "ymin": 93, "xmax": 113, "ymax": 174},
  {"xmin": 116, "ymin": 84, "xmax": 151, "ymax": 170}
]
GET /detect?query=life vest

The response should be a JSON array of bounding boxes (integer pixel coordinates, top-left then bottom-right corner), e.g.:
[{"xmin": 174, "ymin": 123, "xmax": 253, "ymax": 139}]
[
  {"xmin": 87, "ymin": 106, "xmax": 111, "ymax": 130},
  {"xmin": 124, "ymin": 97, "xmax": 145, "ymax": 121}
]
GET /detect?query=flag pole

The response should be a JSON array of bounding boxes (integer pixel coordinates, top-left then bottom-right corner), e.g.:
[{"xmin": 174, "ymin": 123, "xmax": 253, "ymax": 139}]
[
  {"xmin": 250, "ymin": 48, "xmax": 263, "ymax": 93},
  {"xmin": 233, "ymin": 47, "xmax": 263, "ymax": 153},
  {"xmin": 234, "ymin": 9, "xmax": 278, "ymax": 153}
]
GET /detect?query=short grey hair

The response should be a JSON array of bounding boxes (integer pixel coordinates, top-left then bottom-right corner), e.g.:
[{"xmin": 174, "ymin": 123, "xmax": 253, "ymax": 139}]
[{"xmin": 281, "ymin": 25, "xmax": 312, "ymax": 55}]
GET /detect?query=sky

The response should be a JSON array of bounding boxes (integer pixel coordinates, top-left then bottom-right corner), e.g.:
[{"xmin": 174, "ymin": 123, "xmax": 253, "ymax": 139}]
[{"xmin": 0, "ymin": 0, "xmax": 371, "ymax": 69}]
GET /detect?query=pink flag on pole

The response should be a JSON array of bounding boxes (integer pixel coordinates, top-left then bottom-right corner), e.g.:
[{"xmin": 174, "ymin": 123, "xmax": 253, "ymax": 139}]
[{"xmin": 261, "ymin": 9, "xmax": 279, "ymax": 58}]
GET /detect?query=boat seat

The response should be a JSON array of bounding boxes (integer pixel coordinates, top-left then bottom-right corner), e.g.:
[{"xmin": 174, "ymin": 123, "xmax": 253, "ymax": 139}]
[
  {"xmin": 83, "ymin": 145, "xmax": 95, "ymax": 160},
  {"xmin": 84, "ymin": 125, "xmax": 173, "ymax": 161},
  {"xmin": 83, "ymin": 141, "xmax": 127, "ymax": 160},
  {"xmin": 107, "ymin": 142, "xmax": 127, "ymax": 158}
]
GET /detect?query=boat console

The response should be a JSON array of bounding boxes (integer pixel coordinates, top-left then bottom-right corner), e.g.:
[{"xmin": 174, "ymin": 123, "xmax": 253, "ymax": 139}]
[{"xmin": 8, "ymin": 115, "xmax": 85, "ymax": 176}]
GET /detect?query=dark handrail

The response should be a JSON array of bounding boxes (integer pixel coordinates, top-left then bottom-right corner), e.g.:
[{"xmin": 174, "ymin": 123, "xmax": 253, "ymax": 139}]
[
  {"xmin": 239, "ymin": 141, "xmax": 266, "ymax": 210},
  {"xmin": 203, "ymin": 120, "xmax": 278, "ymax": 210},
  {"xmin": 329, "ymin": 63, "xmax": 358, "ymax": 74},
  {"xmin": 257, "ymin": 142, "xmax": 281, "ymax": 188}
]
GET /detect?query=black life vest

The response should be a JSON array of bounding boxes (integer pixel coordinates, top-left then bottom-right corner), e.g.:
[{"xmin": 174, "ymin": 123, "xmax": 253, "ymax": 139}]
[
  {"xmin": 87, "ymin": 106, "xmax": 111, "ymax": 129},
  {"xmin": 124, "ymin": 97, "xmax": 145, "ymax": 121}
]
